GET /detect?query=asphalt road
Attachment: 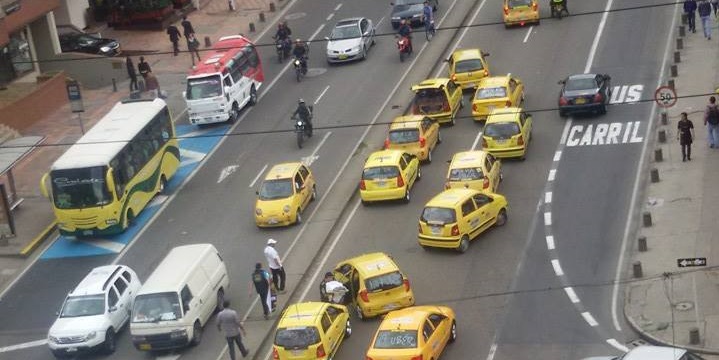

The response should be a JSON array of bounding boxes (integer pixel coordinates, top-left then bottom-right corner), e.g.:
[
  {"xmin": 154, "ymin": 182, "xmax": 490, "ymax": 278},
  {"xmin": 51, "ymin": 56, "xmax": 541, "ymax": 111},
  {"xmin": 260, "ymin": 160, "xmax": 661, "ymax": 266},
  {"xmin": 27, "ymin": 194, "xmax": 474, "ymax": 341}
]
[{"xmin": 0, "ymin": 0, "xmax": 678, "ymax": 359}]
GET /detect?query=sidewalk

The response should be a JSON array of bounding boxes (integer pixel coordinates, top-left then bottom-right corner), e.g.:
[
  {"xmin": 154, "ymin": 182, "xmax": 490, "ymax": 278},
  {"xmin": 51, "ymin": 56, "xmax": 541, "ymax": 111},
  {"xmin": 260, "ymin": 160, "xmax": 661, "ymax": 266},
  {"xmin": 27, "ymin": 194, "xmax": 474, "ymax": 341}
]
[{"xmin": 624, "ymin": 17, "xmax": 719, "ymax": 354}]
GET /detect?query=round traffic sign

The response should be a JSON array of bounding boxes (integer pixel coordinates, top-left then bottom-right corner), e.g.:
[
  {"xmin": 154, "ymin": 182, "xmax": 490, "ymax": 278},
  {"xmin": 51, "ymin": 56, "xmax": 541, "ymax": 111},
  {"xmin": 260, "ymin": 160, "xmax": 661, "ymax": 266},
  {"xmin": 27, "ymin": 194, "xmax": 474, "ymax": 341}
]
[{"xmin": 654, "ymin": 86, "xmax": 677, "ymax": 108}]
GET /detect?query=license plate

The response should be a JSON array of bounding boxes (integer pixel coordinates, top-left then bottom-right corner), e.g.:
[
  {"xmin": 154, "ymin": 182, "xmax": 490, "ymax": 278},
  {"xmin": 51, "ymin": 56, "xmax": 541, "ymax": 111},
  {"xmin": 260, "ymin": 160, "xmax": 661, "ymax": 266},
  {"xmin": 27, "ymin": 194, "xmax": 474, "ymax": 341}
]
[
  {"xmin": 66, "ymin": 347, "xmax": 78, "ymax": 353},
  {"xmin": 487, "ymin": 105, "xmax": 496, "ymax": 112},
  {"xmin": 466, "ymin": 83, "xmax": 475, "ymax": 88},
  {"xmin": 383, "ymin": 303, "xmax": 399, "ymax": 310},
  {"xmin": 82, "ymin": 230, "xmax": 93, "ymax": 235},
  {"xmin": 431, "ymin": 226, "xmax": 442, "ymax": 235},
  {"xmin": 139, "ymin": 344, "xmax": 151, "ymax": 350},
  {"xmin": 291, "ymin": 350, "xmax": 304, "ymax": 356},
  {"xmin": 338, "ymin": 54, "xmax": 348, "ymax": 59},
  {"xmin": 268, "ymin": 218, "xmax": 278, "ymax": 224},
  {"xmin": 495, "ymin": 139, "xmax": 507, "ymax": 144},
  {"xmin": 575, "ymin": 98, "xmax": 586, "ymax": 104},
  {"xmin": 375, "ymin": 180, "xmax": 386, "ymax": 187}
]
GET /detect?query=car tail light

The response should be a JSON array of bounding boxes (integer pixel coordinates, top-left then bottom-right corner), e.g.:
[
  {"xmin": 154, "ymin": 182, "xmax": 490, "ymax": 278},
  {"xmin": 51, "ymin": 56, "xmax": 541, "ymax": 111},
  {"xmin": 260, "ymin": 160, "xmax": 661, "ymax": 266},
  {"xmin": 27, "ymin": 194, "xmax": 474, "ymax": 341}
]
[
  {"xmin": 593, "ymin": 93, "xmax": 603, "ymax": 103},
  {"xmin": 403, "ymin": 278, "xmax": 411, "ymax": 291},
  {"xmin": 360, "ymin": 290, "xmax": 369, "ymax": 302},
  {"xmin": 359, "ymin": 180, "xmax": 366, "ymax": 190},
  {"xmin": 506, "ymin": 100, "xmax": 512, "ymax": 107},
  {"xmin": 443, "ymin": 101, "xmax": 451, "ymax": 112},
  {"xmin": 483, "ymin": 176, "xmax": 490, "ymax": 189},
  {"xmin": 503, "ymin": 6, "xmax": 509, "ymax": 15},
  {"xmin": 484, "ymin": 69, "xmax": 489, "ymax": 76},
  {"xmin": 411, "ymin": 355, "xmax": 423, "ymax": 360},
  {"xmin": 517, "ymin": 135, "xmax": 525, "ymax": 146},
  {"xmin": 482, "ymin": 137, "xmax": 488, "ymax": 148},
  {"xmin": 451, "ymin": 224, "xmax": 459, "ymax": 236},
  {"xmin": 451, "ymin": 74, "xmax": 457, "ymax": 81},
  {"xmin": 272, "ymin": 348, "xmax": 279, "ymax": 359},
  {"xmin": 397, "ymin": 174, "xmax": 405, "ymax": 188},
  {"xmin": 532, "ymin": 2, "xmax": 538, "ymax": 11},
  {"xmin": 520, "ymin": 21, "xmax": 526, "ymax": 26},
  {"xmin": 419, "ymin": 137, "xmax": 426, "ymax": 147},
  {"xmin": 559, "ymin": 97, "xmax": 569, "ymax": 106},
  {"xmin": 384, "ymin": 138, "xmax": 390, "ymax": 149},
  {"xmin": 316, "ymin": 344, "xmax": 326, "ymax": 358}
]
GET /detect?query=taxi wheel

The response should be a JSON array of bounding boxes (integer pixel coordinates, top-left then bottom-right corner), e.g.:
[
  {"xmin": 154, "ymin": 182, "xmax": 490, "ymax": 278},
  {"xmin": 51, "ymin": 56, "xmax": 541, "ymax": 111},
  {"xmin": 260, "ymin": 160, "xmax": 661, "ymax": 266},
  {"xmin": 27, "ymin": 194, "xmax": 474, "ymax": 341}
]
[
  {"xmin": 295, "ymin": 210, "xmax": 303, "ymax": 224},
  {"xmin": 353, "ymin": 304, "xmax": 365, "ymax": 320},
  {"xmin": 495, "ymin": 209, "xmax": 508, "ymax": 227},
  {"xmin": 416, "ymin": 167, "xmax": 422, "ymax": 181},
  {"xmin": 427, "ymin": 149, "xmax": 433, "ymax": 163},
  {"xmin": 437, "ymin": 131, "xmax": 442, "ymax": 144},
  {"xmin": 311, "ymin": 185, "xmax": 318, "ymax": 201},
  {"xmin": 449, "ymin": 320, "xmax": 457, "ymax": 343},
  {"xmin": 345, "ymin": 319, "xmax": 352, "ymax": 337},
  {"xmin": 403, "ymin": 189, "xmax": 411, "ymax": 203},
  {"xmin": 457, "ymin": 236, "xmax": 469, "ymax": 253}
]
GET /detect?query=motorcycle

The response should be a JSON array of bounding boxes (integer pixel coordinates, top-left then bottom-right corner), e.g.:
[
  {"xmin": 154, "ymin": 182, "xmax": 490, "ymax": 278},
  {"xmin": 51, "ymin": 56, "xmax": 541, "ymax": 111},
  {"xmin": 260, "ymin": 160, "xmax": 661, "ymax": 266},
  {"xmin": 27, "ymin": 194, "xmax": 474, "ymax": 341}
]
[
  {"xmin": 275, "ymin": 38, "xmax": 291, "ymax": 63},
  {"xmin": 293, "ymin": 56, "xmax": 308, "ymax": 82},
  {"xmin": 550, "ymin": 1, "xmax": 569, "ymax": 19},
  {"xmin": 397, "ymin": 35, "xmax": 412, "ymax": 62},
  {"xmin": 293, "ymin": 105, "xmax": 313, "ymax": 149}
]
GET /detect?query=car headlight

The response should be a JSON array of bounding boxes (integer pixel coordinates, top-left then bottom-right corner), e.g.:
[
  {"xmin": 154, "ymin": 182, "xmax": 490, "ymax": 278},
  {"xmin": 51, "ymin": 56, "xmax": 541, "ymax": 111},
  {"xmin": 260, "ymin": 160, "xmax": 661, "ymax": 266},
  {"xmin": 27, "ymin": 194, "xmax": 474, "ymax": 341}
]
[
  {"xmin": 170, "ymin": 329, "xmax": 187, "ymax": 339},
  {"xmin": 294, "ymin": 59, "xmax": 301, "ymax": 66},
  {"xmin": 353, "ymin": 46, "xmax": 362, "ymax": 52},
  {"xmin": 100, "ymin": 46, "xmax": 111, "ymax": 53},
  {"xmin": 105, "ymin": 219, "xmax": 118, "ymax": 225},
  {"xmin": 255, "ymin": 208, "xmax": 262, "ymax": 215},
  {"xmin": 283, "ymin": 205, "xmax": 291, "ymax": 213},
  {"xmin": 296, "ymin": 121, "xmax": 303, "ymax": 126},
  {"xmin": 48, "ymin": 336, "xmax": 60, "ymax": 344},
  {"xmin": 84, "ymin": 331, "xmax": 97, "ymax": 341}
]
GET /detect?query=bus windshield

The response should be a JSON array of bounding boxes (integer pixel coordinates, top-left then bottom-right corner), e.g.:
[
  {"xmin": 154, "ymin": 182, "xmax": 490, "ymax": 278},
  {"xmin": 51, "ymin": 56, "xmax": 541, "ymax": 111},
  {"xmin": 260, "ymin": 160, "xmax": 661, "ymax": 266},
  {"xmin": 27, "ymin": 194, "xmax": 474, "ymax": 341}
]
[
  {"xmin": 51, "ymin": 167, "xmax": 112, "ymax": 209},
  {"xmin": 186, "ymin": 75, "xmax": 222, "ymax": 100}
]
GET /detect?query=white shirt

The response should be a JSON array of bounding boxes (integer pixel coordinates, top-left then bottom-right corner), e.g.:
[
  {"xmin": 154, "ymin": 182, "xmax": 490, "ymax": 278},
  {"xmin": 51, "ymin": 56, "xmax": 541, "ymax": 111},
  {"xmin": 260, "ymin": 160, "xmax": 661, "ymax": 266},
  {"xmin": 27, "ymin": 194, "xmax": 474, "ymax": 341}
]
[
  {"xmin": 264, "ymin": 245, "xmax": 282, "ymax": 269},
  {"xmin": 325, "ymin": 281, "xmax": 348, "ymax": 304}
]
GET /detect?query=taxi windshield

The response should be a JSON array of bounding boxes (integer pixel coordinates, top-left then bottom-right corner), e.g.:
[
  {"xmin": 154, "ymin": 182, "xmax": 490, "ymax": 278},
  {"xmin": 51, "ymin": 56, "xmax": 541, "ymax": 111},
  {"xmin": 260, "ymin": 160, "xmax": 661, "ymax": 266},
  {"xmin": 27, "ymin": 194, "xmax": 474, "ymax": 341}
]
[
  {"xmin": 484, "ymin": 122, "xmax": 520, "ymax": 138},
  {"xmin": 275, "ymin": 327, "xmax": 321, "ymax": 348},
  {"xmin": 449, "ymin": 167, "xmax": 483, "ymax": 181},
  {"xmin": 373, "ymin": 330, "xmax": 418, "ymax": 349},
  {"xmin": 363, "ymin": 166, "xmax": 400, "ymax": 180},
  {"xmin": 508, "ymin": 0, "xmax": 533, "ymax": 8},
  {"xmin": 455, "ymin": 59, "xmax": 484, "ymax": 73},
  {"xmin": 259, "ymin": 179, "xmax": 294, "ymax": 200},
  {"xmin": 421, "ymin": 207, "xmax": 457, "ymax": 224},
  {"xmin": 476, "ymin": 87, "xmax": 507, "ymax": 99},
  {"xmin": 412, "ymin": 88, "xmax": 448, "ymax": 115},
  {"xmin": 365, "ymin": 271, "xmax": 403, "ymax": 292},
  {"xmin": 389, "ymin": 129, "xmax": 420, "ymax": 144}
]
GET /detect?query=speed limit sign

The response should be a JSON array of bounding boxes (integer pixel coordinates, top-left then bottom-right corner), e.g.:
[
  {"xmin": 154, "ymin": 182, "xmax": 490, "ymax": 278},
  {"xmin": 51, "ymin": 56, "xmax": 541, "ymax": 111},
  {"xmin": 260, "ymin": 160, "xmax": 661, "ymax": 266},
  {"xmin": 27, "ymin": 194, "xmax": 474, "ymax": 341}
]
[{"xmin": 655, "ymin": 86, "xmax": 677, "ymax": 108}]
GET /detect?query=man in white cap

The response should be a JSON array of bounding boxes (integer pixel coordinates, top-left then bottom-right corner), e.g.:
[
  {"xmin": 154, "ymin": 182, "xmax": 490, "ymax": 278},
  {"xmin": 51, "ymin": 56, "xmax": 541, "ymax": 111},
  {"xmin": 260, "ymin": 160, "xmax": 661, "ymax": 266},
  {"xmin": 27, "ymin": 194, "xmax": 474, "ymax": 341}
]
[{"xmin": 264, "ymin": 239, "xmax": 286, "ymax": 293}]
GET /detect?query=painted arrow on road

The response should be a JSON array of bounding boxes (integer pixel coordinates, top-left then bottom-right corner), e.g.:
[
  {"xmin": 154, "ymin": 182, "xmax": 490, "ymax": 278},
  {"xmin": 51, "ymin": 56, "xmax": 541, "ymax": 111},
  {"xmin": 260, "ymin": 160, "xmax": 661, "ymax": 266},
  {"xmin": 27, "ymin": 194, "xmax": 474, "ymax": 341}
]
[{"xmin": 677, "ymin": 257, "xmax": 707, "ymax": 267}]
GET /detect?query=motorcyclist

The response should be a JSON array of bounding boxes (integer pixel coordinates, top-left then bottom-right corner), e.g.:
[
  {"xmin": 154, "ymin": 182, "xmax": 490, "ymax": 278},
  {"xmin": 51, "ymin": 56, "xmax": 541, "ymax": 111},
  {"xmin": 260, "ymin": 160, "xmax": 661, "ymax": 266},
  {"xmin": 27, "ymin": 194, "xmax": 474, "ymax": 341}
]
[
  {"xmin": 397, "ymin": 19, "xmax": 413, "ymax": 53},
  {"xmin": 274, "ymin": 22, "xmax": 292, "ymax": 41},
  {"xmin": 293, "ymin": 98, "xmax": 313, "ymax": 136},
  {"xmin": 292, "ymin": 38, "xmax": 309, "ymax": 71},
  {"xmin": 550, "ymin": 0, "xmax": 568, "ymax": 13}
]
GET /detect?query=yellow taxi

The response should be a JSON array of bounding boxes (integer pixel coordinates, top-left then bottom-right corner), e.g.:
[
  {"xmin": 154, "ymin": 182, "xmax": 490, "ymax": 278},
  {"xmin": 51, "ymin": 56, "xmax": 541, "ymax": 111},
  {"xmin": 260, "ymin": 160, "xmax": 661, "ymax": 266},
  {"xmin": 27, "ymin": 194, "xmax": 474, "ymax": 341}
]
[
  {"xmin": 418, "ymin": 188, "xmax": 508, "ymax": 253},
  {"xmin": 272, "ymin": 302, "xmax": 351, "ymax": 360},
  {"xmin": 471, "ymin": 74, "xmax": 524, "ymax": 122},
  {"xmin": 360, "ymin": 150, "xmax": 420, "ymax": 205},
  {"xmin": 333, "ymin": 252, "xmax": 415, "ymax": 319},
  {"xmin": 365, "ymin": 306, "xmax": 456, "ymax": 360},
  {"xmin": 255, "ymin": 162, "xmax": 317, "ymax": 227},
  {"xmin": 385, "ymin": 115, "xmax": 441, "ymax": 163},
  {"xmin": 503, "ymin": 0, "xmax": 540, "ymax": 27},
  {"xmin": 410, "ymin": 78, "xmax": 464, "ymax": 126},
  {"xmin": 482, "ymin": 107, "xmax": 533, "ymax": 160},
  {"xmin": 445, "ymin": 151, "xmax": 502, "ymax": 193},
  {"xmin": 446, "ymin": 48, "xmax": 491, "ymax": 90}
]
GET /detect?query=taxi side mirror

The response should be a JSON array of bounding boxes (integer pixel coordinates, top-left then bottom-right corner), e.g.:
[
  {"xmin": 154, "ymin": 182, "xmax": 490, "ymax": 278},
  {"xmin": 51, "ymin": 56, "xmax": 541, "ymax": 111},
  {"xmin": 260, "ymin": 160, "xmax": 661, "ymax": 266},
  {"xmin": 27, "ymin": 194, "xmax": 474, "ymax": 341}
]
[
  {"xmin": 558, "ymin": 80, "xmax": 565, "ymax": 85},
  {"xmin": 446, "ymin": 159, "xmax": 452, "ymax": 164},
  {"xmin": 525, "ymin": 113, "xmax": 532, "ymax": 118},
  {"xmin": 482, "ymin": 52, "xmax": 490, "ymax": 57}
]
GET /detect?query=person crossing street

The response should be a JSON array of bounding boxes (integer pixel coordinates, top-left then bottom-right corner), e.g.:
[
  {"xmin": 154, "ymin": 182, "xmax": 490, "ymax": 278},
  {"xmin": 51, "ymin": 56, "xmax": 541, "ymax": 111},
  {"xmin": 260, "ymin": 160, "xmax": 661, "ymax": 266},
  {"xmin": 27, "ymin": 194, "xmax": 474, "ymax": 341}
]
[{"xmin": 264, "ymin": 239, "xmax": 286, "ymax": 293}]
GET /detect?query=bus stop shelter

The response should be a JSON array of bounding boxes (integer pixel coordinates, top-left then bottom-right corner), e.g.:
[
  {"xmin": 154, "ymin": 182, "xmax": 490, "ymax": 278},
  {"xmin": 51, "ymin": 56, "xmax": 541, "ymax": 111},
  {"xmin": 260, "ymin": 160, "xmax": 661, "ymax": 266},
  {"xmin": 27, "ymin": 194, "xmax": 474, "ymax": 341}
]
[{"xmin": 0, "ymin": 136, "xmax": 45, "ymax": 237}]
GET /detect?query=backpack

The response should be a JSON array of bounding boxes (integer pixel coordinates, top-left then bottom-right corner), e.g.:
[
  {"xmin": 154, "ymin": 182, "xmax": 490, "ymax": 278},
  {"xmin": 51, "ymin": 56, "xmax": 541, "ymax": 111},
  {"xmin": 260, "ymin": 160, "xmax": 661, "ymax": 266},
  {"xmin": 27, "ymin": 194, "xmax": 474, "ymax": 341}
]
[{"xmin": 708, "ymin": 105, "xmax": 719, "ymax": 125}]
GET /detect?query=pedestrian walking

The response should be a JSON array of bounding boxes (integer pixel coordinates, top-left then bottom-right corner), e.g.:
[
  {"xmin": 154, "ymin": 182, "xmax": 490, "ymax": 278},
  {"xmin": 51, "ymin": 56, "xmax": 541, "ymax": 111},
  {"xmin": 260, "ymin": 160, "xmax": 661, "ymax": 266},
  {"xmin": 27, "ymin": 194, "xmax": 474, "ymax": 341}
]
[
  {"xmin": 181, "ymin": 16, "xmax": 195, "ymax": 39},
  {"xmin": 250, "ymin": 262, "xmax": 273, "ymax": 319},
  {"xmin": 216, "ymin": 300, "xmax": 250, "ymax": 359},
  {"xmin": 677, "ymin": 112, "xmax": 695, "ymax": 161},
  {"xmin": 143, "ymin": 71, "xmax": 162, "ymax": 98},
  {"xmin": 319, "ymin": 272, "xmax": 334, "ymax": 302},
  {"xmin": 685, "ymin": 0, "xmax": 698, "ymax": 33},
  {"xmin": 126, "ymin": 57, "xmax": 138, "ymax": 92},
  {"xmin": 187, "ymin": 33, "xmax": 202, "ymax": 64},
  {"xmin": 138, "ymin": 56, "xmax": 151, "ymax": 79},
  {"xmin": 699, "ymin": 0, "xmax": 713, "ymax": 39},
  {"xmin": 705, "ymin": 96, "xmax": 719, "ymax": 147},
  {"xmin": 264, "ymin": 239, "xmax": 286, "ymax": 293},
  {"xmin": 712, "ymin": 0, "xmax": 719, "ymax": 16},
  {"xmin": 167, "ymin": 24, "xmax": 181, "ymax": 56}
]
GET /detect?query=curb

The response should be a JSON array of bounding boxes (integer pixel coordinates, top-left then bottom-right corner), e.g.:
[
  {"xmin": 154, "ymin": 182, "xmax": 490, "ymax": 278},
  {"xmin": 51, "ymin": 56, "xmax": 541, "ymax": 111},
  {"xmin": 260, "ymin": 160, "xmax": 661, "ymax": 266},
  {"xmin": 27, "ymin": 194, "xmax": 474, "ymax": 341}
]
[{"xmin": 18, "ymin": 221, "xmax": 56, "ymax": 258}]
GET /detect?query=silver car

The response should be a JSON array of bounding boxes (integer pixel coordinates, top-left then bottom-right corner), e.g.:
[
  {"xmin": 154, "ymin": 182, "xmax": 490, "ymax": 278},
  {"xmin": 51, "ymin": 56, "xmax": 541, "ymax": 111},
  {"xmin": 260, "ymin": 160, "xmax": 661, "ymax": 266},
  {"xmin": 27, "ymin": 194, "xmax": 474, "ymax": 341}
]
[
  {"xmin": 325, "ymin": 17, "xmax": 375, "ymax": 63},
  {"xmin": 583, "ymin": 346, "xmax": 704, "ymax": 360}
]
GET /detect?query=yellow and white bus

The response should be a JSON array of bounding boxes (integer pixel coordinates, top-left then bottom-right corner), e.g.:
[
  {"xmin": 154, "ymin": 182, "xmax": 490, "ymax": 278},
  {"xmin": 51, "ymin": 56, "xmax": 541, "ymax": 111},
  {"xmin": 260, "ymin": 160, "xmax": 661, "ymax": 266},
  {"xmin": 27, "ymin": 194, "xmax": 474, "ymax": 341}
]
[{"xmin": 41, "ymin": 97, "xmax": 180, "ymax": 237}]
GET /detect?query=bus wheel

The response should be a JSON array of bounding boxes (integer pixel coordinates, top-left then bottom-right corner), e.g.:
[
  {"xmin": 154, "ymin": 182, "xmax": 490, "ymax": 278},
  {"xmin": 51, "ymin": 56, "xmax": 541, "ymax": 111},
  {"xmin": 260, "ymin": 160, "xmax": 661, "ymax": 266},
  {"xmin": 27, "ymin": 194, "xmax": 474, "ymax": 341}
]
[
  {"xmin": 125, "ymin": 210, "xmax": 135, "ymax": 228},
  {"xmin": 158, "ymin": 176, "xmax": 168, "ymax": 195},
  {"xmin": 248, "ymin": 86, "xmax": 258, "ymax": 106}
]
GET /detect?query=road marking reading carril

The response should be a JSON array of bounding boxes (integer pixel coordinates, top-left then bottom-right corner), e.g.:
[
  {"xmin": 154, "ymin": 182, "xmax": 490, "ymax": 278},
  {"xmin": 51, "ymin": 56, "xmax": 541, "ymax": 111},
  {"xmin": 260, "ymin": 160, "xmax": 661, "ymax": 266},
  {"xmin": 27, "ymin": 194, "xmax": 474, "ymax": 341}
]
[
  {"xmin": 543, "ymin": 212, "xmax": 552, "ymax": 226},
  {"xmin": 559, "ymin": 119, "xmax": 572, "ymax": 145},
  {"xmin": 522, "ymin": 26, "xmax": 533, "ymax": 43},
  {"xmin": 545, "ymin": 235, "xmax": 555, "ymax": 250},
  {"xmin": 471, "ymin": 130, "xmax": 484, "ymax": 150},
  {"xmin": 547, "ymin": 169, "xmax": 556, "ymax": 182},
  {"xmin": 249, "ymin": 164, "xmax": 268, "ymax": 188},
  {"xmin": 334, "ymin": 3, "xmax": 342, "ymax": 11},
  {"xmin": 326, "ymin": 13, "xmax": 334, "ymax": 21},
  {"xmin": 606, "ymin": 339, "xmax": 629, "ymax": 352},
  {"xmin": 565, "ymin": 121, "xmax": 643, "ymax": 147},
  {"xmin": 0, "ymin": 339, "xmax": 47, "ymax": 353},
  {"xmin": 314, "ymin": 85, "xmax": 331, "ymax": 105},
  {"xmin": 551, "ymin": 259, "xmax": 564, "ymax": 276},
  {"xmin": 581, "ymin": 311, "xmax": 599, "ymax": 327},
  {"xmin": 545, "ymin": 192, "xmax": 552, "ymax": 204},
  {"xmin": 564, "ymin": 287, "xmax": 580, "ymax": 303}
]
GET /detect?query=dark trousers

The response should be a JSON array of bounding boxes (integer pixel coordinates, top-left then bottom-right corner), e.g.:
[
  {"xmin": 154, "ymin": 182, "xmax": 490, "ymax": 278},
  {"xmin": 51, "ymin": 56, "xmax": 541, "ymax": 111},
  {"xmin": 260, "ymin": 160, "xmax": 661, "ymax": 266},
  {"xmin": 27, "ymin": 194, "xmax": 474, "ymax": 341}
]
[
  {"xmin": 271, "ymin": 267, "xmax": 285, "ymax": 291},
  {"xmin": 687, "ymin": 11, "xmax": 696, "ymax": 31},
  {"xmin": 226, "ymin": 335, "xmax": 249, "ymax": 360},
  {"xmin": 129, "ymin": 76, "xmax": 138, "ymax": 91},
  {"xmin": 172, "ymin": 40, "xmax": 180, "ymax": 56},
  {"xmin": 257, "ymin": 287, "xmax": 270, "ymax": 315},
  {"xmin": 681, "ymin": 143, "xmax": 692, "ymax": 160}
]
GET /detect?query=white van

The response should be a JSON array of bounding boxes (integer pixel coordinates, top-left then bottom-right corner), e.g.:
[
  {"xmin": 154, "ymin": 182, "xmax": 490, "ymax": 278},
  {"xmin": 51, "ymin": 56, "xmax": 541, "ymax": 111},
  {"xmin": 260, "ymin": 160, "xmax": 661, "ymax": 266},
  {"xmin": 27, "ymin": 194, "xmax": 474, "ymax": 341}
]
[{"xmin": 130, "ymin": 244, "xmax": 229, "ymax": 351}]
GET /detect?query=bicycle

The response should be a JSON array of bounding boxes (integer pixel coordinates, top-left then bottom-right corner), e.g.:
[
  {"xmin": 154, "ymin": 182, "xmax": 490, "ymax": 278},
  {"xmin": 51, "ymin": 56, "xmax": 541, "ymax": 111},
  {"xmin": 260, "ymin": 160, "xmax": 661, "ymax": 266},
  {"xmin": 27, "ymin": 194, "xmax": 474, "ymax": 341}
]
[{"xmin": 424, "ymin": 18, "xmax": 436, "ymax": 41}]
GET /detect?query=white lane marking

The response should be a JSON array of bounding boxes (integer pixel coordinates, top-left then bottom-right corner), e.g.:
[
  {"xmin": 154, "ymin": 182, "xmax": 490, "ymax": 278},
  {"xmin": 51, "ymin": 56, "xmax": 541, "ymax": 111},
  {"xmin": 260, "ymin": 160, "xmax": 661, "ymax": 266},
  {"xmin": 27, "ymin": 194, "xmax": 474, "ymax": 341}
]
[
  {"xmin": 581, "ymin": 311, "xmax": 599, "ymax": 327},
  {"xmin": 486, "ymin": 342, "xmax": 498, "ymax": 360},
  {"xmin": 522, "ymin": 26, "xmax": 533, "ymax": 43},
  {"xmin": 551, "ymin": 259, "xmax": 564, "ymax": 276},
  {"xmin": 545, "ymin": 235, "xmax": 555, "ymax": 250},
  {"xmin": 179, "ymin": 148, "xmax": 206, "ymax": 167},
  {"xmin": 0, "ymin": 339, "xmax": 47, "ymax": 353},
  {"xmin": 308, "ymin": 23, "xmax": 326, "ymax": 42},
  {"xmin": 302, "ymin": 132, "xmax": 333, "ymax": 166},
  {"xmin": 314, "ymin": 85, "xmax": 331, "ymax": 105},
  {"xmin": 156, "ymin": 355, "xmax": 181, "ymax": 360},
  {"xmin": 217, "ymin": 165, "xmax": 239, "ymax": 183},
  {"xmin": 584, "ymin": 0, "xmax": 614, "ymax": 73},
  {"xmin": 249, "ymin": 164, "xmax": 268, "ymax": 188},
  {"xmin": 545, "ymin": 192, "xmax": 552, "ymax": 204},
  {"xmin": 544, "ymin": 212, "xmax": 552, "ymax": 226},
  {"xmin": 79, "ymin": 238, "xmax": 125, "ymax": 253},
  {"xmin": 435, "ymin": 0, "xmax": 488, "ymax": 77},
  {"xmin": 334, "ymin": 3, "xmax": 342, "ymax": 11},
  {"xmin": 326, "ymin": 13, "xmax": 334, "ymax": 21},
  {"xmin": 553, "ymin": 151, "xmax": 562, "ymax": 162},
  {"xmin": 606, "ymin": 338, "xmax": 630, "ymax": 352},
  {"xmin": 564, "ymin": 287, "xmax": 580, "ymax": 303},
  {"xmin": 559, "ymin": 119, "xmax": 572, "ymax": 145},
  {"xmin": 612, "ymin": 0, "xmax": 680, "ymax": 333},
  {"xmin": 547, "ymin": 169, "xmax": 556, "ymax": 182},
  {"xmin": 471, "ymin": 131, "xmax": 483, "ymax": 150}
]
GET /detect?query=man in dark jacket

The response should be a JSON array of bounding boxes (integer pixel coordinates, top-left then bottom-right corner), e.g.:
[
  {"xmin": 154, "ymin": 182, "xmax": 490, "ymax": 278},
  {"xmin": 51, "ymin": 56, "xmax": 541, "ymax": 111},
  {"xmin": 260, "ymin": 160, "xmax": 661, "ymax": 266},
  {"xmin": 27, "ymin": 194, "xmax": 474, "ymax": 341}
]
[
  {"xmin": 167, "ymin": 25, "xmax": 181, "ymax": 56},
  {"xmin": 685, "ymin": 0, "xmax": 698, "ymax": 33},
  {"xmin": 137, "ymin": 56, "xmax": 151, "ymax": 79},
  {"xmin": 126, "ymin": 57, "xmax": 138, "ymax": 91},
  {"xmin": 181, "ymin": 16, "xmax": 195, "ymax": 39},
  {"xmin": 698, "ymin": 0, "xmax": 712, "ymax": 39}
]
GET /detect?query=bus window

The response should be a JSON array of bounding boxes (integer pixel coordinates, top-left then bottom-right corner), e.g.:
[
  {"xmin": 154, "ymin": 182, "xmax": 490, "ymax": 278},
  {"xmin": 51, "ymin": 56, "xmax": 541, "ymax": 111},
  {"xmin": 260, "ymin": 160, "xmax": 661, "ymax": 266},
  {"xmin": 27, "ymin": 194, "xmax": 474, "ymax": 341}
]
[{"xmin": 244, "ymin": 45, "xmax": 259, "ymax": 67}]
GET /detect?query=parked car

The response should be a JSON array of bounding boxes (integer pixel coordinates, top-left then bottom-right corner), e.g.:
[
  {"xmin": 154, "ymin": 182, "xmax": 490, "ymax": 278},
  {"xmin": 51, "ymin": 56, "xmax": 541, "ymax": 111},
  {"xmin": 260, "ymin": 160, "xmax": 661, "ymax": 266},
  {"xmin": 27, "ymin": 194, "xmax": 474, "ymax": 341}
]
[{"xmin": 59, "ymin": 32, "xmax": 121, "ymax": 56}]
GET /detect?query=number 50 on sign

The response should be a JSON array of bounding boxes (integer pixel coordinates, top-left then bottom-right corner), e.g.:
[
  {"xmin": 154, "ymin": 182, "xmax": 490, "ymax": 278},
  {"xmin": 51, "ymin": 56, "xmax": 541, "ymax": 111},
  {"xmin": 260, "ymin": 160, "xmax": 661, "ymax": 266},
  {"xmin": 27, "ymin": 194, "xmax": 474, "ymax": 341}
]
[{"xmin": 654, "ymin": 86, "xmax": 677, "ymax": 108}]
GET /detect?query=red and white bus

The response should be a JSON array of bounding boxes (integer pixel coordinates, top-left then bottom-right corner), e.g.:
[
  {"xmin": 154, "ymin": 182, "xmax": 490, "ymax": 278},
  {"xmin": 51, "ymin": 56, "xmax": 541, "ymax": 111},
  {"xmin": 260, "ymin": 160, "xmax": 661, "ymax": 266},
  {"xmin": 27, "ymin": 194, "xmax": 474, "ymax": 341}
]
[{"xmin": 184, "ymin": 35, "xmax": 265, "ymax": 125}]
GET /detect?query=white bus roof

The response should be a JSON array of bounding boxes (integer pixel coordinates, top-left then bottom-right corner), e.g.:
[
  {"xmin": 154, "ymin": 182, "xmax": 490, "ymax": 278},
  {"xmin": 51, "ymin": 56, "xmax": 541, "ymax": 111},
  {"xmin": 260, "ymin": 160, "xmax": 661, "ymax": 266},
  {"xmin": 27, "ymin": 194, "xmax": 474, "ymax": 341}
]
[{"xmin": 51, "ymin": 98, "xmax": 168, "ymax": 171}]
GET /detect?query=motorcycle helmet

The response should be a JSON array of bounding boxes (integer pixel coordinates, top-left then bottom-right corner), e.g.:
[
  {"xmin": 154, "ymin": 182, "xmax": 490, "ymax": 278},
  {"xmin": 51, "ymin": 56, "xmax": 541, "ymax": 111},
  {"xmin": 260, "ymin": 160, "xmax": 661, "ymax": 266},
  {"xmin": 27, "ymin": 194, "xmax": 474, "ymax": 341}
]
[{"xmin": 298, "ymin": 99, "xmax": 305, "ymax": 104}]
